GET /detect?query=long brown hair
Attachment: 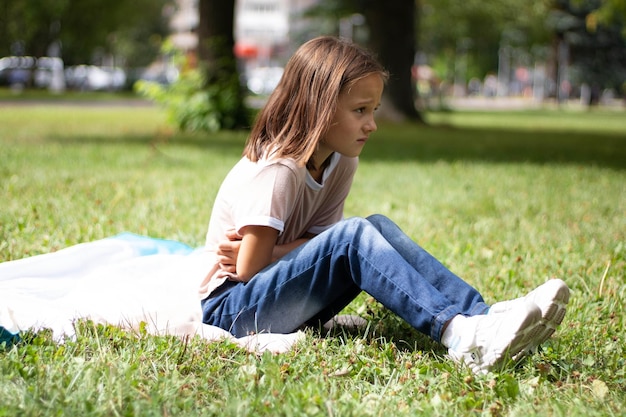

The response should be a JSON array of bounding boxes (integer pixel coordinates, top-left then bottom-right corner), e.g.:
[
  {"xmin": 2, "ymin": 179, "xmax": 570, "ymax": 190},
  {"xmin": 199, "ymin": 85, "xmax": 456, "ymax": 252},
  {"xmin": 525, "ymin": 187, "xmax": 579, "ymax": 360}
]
[{"xmin": 243, "ymin": 36, "xmax": 388, "ymax": 168}]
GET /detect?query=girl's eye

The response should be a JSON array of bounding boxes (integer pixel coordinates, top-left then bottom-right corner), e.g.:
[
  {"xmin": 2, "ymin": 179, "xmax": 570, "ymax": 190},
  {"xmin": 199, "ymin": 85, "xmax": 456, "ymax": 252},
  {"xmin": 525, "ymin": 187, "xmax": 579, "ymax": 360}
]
[{"xmin": 355, "ymin": 107, "xmax": 365, "ymax": 113}]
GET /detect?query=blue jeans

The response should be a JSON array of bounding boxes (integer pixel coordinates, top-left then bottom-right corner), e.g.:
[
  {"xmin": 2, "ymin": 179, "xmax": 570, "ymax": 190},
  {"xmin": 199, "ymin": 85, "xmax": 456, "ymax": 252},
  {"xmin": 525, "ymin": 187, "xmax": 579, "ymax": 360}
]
[{"xmin": 201, "ymin": 214, "xmax": 489, "ymax": 342}]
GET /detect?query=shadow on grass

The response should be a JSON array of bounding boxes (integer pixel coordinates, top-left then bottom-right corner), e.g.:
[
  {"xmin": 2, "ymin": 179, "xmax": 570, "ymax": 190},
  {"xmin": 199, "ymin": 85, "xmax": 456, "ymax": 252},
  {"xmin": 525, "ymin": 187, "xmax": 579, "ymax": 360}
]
[
  {"xmin": 50, "ymin": 123, "xmax": 626, "ymax": 170},
  {"xmin": 363, "ymin": 123, "xmax": 626, "ymax": 170}
]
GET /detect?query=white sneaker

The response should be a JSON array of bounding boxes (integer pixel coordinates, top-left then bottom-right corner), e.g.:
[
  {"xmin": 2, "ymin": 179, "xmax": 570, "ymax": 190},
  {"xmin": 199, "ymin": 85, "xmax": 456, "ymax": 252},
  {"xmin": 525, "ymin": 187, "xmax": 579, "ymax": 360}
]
[
  {"xmin": 489, "ymin": 278, "xmax": 570, "ymax": 355},
  {"xmin": 447, "ymin": 301, "xmax": 544, "ymax": 374}
]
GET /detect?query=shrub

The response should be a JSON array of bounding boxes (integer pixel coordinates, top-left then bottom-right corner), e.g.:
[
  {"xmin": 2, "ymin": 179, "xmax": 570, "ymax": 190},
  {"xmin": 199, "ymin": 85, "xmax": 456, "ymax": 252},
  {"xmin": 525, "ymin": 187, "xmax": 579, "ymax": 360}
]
[{"xmin": 135, "ymin": 42, "xmax": 246, "ymax": 133}]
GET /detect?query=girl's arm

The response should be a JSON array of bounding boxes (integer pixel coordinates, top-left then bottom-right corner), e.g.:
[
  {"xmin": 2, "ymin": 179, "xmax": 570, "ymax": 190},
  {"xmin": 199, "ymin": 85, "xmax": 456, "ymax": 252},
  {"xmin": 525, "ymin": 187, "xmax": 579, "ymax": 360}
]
[
  {"xmin": 236, "ymin": 225, "xmax": 279, "ymax": 282},
  {"xmin": 217, "ymin": 230, "xmax": 315, "ymax": 281}
]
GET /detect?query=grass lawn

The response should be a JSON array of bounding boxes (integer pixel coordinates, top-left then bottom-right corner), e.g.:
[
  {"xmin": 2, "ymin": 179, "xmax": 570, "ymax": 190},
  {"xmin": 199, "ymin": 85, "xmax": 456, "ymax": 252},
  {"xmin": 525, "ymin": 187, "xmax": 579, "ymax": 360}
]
[{"xmin": 0, "ymin": 103, "xmax": 625, "ymax": 416}]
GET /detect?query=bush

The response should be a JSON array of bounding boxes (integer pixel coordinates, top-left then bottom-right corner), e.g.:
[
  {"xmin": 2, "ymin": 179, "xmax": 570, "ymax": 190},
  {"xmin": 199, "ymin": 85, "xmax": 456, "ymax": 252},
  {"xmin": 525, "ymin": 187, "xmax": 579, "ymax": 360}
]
[{"xmin": 135, "ymin": 43, "xmax": 245, "ymax": 133}]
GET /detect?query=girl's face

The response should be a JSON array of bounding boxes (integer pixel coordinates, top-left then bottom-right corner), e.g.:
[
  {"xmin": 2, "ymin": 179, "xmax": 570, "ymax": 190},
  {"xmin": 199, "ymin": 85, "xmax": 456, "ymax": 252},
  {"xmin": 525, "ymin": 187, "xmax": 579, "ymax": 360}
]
[{"xmin": 316, "ymin": 73, "xmax": 384, "ymax": 164}]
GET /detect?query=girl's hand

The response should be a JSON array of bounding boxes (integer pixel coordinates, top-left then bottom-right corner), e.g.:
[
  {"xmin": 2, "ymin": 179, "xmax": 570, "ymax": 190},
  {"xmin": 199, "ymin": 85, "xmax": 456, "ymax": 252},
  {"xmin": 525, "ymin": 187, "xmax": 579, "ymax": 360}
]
[{"xmin": 217, "ymin": 229, "xmax": 242, "ymax": 274}]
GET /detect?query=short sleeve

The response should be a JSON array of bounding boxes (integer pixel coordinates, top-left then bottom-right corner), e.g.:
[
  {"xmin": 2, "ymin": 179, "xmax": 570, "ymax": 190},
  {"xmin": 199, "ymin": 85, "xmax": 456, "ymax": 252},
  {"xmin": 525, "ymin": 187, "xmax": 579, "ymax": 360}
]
[{"xmin": 232, "ymin": 161, "xmax": 303, "ymax": 235}]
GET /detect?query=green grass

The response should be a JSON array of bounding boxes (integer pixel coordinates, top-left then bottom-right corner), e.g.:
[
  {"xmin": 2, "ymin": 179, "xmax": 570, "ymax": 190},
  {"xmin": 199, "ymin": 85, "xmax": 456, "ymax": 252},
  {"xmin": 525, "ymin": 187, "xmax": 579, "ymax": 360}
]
[{"xmin": 1, "ymin": 104, "xmax": 625, "ymax": 416}]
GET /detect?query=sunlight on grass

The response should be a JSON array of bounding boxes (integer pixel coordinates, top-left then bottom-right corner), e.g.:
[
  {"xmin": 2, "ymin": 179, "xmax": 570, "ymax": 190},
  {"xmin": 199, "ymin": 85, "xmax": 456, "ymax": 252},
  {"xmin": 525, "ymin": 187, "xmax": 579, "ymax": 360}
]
[
  {"xmin": 1, "ymin": 105, "xmax": 625, "ymax": 416},
  {"xmin": 425, "ymin": 109, "xmax": 626, "ymax": 135},
  {"xmin": 0, "ymin": 105, "xmax": 168, "ymax": 143}
]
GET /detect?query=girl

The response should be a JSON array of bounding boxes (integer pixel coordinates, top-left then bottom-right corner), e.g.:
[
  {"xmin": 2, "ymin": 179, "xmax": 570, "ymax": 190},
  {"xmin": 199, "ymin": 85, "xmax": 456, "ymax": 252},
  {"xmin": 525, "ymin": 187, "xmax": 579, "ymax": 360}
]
[{"xmin": 199, "ymin": 36, "xmax": 569, "ymax": 374}]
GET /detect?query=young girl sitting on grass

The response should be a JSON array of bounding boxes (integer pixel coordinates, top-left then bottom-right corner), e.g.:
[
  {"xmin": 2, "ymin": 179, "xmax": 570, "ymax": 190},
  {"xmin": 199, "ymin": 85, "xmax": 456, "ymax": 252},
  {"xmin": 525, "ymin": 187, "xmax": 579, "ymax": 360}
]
[{"xmin": 199, "ymin": 36, "xmax": 569, "ymax": 374}]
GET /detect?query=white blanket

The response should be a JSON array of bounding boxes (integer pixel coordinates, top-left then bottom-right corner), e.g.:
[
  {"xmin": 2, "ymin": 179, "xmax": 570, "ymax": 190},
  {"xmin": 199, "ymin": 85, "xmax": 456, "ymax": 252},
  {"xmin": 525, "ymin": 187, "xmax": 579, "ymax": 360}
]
[{"xmin": 0, "ymin": 234, "xmax": 302, "ymax": 353}]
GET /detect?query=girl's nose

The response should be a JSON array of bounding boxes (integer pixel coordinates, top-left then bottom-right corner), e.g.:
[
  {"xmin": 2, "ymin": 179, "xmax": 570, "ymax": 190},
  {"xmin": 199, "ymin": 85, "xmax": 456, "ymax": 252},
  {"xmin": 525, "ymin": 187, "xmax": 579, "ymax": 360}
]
[{"xmin": 365, "ymin": 116, "xmax": 377, "ymax": 133}]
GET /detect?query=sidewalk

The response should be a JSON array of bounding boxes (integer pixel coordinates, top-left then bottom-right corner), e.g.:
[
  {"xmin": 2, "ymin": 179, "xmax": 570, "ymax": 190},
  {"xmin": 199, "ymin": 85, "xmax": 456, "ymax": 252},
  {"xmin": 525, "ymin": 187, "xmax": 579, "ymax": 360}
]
[
  {"xmin": 444, "ymin": 96, "xmax": 625, "ymax": 111},
  {"xmin": 0, "ymin": 97, "xmax": 154, "ymax": 107}
]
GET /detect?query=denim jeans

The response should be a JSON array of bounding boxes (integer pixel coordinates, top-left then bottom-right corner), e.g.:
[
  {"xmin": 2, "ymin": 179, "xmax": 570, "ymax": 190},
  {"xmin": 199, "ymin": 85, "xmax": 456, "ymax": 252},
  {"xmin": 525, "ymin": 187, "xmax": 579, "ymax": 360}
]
[{"xmin": 201, "ymin": 214, "xmax": 489, "ymax": 341}]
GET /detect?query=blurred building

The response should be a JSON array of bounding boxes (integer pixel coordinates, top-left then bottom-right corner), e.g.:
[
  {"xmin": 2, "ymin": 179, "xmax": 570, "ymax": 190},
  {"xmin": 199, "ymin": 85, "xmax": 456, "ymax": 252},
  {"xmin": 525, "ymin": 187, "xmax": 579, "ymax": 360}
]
[
  {"xmin": 168, "ymin": 0, "xmax": 199, "ymax": 51},
  {"xmin": 166, "ymin": 0, "xmax": 320, "ymax": 94},
  {"xmin": 234, "ymin": 0, "xmax": 319, "ymax": 62},
  {"xmin": 168, "ymin": 0, "xmax": 319, "ymax": 61},
  {"xmin": 234, "ymin": 0, "xmax": 289, "ymax": 62}
]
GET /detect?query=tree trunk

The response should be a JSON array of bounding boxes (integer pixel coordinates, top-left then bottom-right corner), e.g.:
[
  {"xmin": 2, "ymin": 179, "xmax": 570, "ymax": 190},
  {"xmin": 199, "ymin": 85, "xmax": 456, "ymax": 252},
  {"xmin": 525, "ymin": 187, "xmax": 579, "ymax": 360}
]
[
  {"xmin": 197, "ymin": 0, "xmax": 249, "ymax": 128},
  {"xmin": 197, "ymin": 0, "xmax": 235, "ymax": 64},
  {"xmin": 362, "ymin": 0, "xmax": 424, "ymax": 123}
]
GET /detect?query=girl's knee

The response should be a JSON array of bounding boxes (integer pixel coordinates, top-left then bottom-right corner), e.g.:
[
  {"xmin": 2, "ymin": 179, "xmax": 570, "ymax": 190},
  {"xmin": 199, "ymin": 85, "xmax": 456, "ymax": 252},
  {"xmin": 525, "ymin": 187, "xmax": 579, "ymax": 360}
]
[
  {"xmin": 365, "ymin": 214, "xmax": 393, "ymax": 228},
  {"xmin": 342, "ymin": 216, "xmax": 371, "ymax": 229},
  {"xmin": 334, "ymin": 216, "xmax": 391, "ymax": 237},
  {"xmin": 332, "ymin": 217, "xmax": 378, "ymax": 237}
]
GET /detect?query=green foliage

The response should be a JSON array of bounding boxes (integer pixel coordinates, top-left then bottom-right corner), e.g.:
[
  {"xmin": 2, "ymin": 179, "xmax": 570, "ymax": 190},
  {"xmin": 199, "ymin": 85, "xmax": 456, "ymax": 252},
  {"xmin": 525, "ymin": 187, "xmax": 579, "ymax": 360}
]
[
  {"xmin": 135, "ymin": 68, "xmax": 219, "ymax": 133},
  {"xmin": 549, "ymin": 0, "xmax": 626, "ymax": 92},
  {"xmin": 0, "ymin": 0, "xmax": 169, "ymax": 66},
  {"xmin": 303, "ymin": 0, "xmax": 626, "ymax": 93},
  {"xmin": 419, "ymin": 0, "xmax": 552, "ymax": 80},
  {"xmin": 1, "ymin": 105, "xmax": 625, "ymax": 415},
  {"xmin": 135, "ymin": 44, "xmax": 246, "ymax": 133},
  {"xmin": 583, "ymin": 0, "xmax": 626, "ymax": 27}
]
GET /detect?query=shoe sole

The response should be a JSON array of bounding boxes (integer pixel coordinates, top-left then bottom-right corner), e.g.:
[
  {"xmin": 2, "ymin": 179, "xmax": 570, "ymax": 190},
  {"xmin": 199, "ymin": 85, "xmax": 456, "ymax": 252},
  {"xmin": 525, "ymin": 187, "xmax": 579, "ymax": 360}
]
[
  {"xmin": 455, "ymin": 304, "xmax": 545, "ymax": 374},
  {"xmin": 514, "ymin": 279, "xmax": 570, "ymax": 360},
  {"xmin": 487, "ymin": 305, "xmax": 545, "ymax": 372}
]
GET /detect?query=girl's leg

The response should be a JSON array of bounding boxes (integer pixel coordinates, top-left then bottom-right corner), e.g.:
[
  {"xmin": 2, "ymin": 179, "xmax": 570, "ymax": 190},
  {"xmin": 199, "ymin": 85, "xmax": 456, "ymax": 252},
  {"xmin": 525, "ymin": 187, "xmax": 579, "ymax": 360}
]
[
  {"xmin": 306, "ymin": 214, "xmax": 488, "ymax": 328},
  {"xmin": 365, "ymin": 214, "xmax": 488, "ymax": 316},
  {"xmin": 202, "ymin": 217, "xmax": 473, "ymax": 341}
]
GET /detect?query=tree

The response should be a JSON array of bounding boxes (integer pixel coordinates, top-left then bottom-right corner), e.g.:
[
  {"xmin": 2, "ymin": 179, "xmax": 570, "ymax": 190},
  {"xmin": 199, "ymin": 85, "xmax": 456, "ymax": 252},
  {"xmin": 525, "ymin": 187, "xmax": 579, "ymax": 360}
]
[
  {"xmin": 137, "ymin": 0, "xmax": 249, "ymax": 132},
  {"xmin": 419, "ymin": 0, "xmax": 552, "ymax": 83},
  {"xmin": 591, "ymin": 0, "xmax": 626, "ymax": 27},
  {"xmin": 0, "ymin": 0, "xmax": 67, "ymax": 57},
  {"xmin": 306, "ymin": 0, "xmax": 423, "ymax": 122},
  {"xmin": 362, "ymin": 0, "xmax": 423, "ymax": 122},
  {"xmin": 61, "ymin": 0, "xmax": 170, "ymax": 67},
  {"xmin": 0, "ymin": 0, "xmax": 169, "ymax": 67},
  {"xmin": 196, "ymin": 0, "xmax": 249, "ymax": 129},
  {"xmin": 549, "ymin": 0, "xmax": 626, "ymax": 99},
  {"xmin": 185, "ymin": 0, "xmax": 422, "ymax": 129}
]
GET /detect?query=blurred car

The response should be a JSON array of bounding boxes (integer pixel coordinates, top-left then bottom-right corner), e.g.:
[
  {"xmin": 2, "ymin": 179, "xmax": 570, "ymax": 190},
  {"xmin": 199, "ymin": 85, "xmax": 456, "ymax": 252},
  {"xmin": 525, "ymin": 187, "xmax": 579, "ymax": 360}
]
[
  {"xmin": 246, "ymin": 66, "xmax": 283, "ymax": 95},
  {"xmin": 0, "ymin": 56, "xmax": 37, "ymax": 87},
  {"xmin": 64, "ymin": 65, "xmax": 126, "ymax": 91},
  {"xmin": 138, "ymin": 60, "xmax": 179, "ymax": 85},
  {"xmin": 0, "ymin": 56, "xmax": 65, "ymax": 91},
  {"xmin": 33, "ymin": 57, "xmax": 64, "ymax": 90}
]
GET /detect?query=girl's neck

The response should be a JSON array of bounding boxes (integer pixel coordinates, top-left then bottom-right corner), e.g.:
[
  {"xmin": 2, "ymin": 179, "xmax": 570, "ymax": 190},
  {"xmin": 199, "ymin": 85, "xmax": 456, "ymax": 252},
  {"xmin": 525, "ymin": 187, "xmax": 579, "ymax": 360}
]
[
  {"xmin": 307, "ymin": 152, "xmax": 334, "ymax": 183},
  {"xmin": 307, "ymin": 165, "xmax": 325, "ymax": 183}
]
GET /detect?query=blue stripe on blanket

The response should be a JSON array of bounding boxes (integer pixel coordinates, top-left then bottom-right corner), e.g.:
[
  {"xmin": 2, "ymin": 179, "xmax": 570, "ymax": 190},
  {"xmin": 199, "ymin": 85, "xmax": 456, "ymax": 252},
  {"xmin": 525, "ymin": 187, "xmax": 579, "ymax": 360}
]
[{"xmin": 109, "ymin": 233, "xmax": 195, "ymax": 256}]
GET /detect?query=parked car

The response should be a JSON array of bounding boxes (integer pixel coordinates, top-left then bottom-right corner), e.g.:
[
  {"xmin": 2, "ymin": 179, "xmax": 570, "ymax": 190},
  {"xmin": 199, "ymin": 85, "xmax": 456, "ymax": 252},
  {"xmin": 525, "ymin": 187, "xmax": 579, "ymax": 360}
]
[
  {"xmin": 246, "ymin": 66, "xmax": 283, "ymax": 95},
  {"xmin": 138, "ymin": 60, "xmax": 179, "ymax": 86},
  {"xmin": 64, "ymin": 65, "xmax": 126, "ymax": 91},
  {"xmin": 33, "ymin": 57, "xmax": 64, "ymax": 90},
  {"xmin": 0, "ymin": 56, "xmax": 37, "ymax": 87},
  {"xmin": 0, "ymin": 56, "xmax": 65, "ymax": 91}
]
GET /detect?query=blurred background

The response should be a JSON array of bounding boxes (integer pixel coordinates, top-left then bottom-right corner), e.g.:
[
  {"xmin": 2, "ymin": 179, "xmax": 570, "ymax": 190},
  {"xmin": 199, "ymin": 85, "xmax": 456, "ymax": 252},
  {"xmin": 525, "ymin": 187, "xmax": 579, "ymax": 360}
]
[{"xmin": 1, "ymin": 0, "xmax": 624, "ymax": 115}]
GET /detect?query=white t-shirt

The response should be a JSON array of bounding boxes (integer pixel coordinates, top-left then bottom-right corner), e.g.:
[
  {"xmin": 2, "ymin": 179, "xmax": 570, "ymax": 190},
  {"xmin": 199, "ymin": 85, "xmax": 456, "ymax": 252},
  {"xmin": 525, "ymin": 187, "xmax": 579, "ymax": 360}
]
[{"xmin": 198, "ymin": 152, "xmax": 358, "ymax": 299}]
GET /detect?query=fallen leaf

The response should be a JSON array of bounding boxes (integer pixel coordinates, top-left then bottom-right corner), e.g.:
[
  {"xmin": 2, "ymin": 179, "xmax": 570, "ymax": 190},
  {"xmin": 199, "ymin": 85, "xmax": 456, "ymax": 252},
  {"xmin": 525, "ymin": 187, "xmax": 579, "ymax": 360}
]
[{"xmin": 591, "ymin": 379, "xmax": 609, "ymax": 399}]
